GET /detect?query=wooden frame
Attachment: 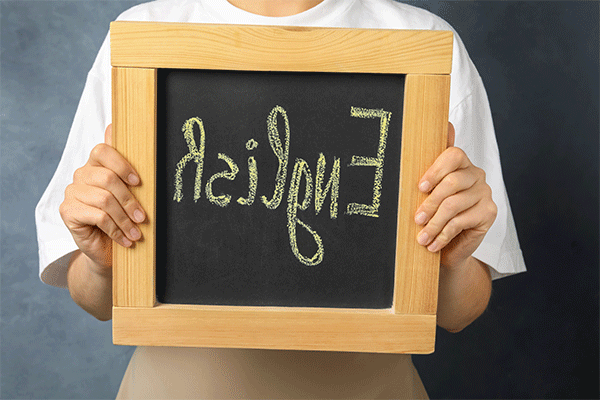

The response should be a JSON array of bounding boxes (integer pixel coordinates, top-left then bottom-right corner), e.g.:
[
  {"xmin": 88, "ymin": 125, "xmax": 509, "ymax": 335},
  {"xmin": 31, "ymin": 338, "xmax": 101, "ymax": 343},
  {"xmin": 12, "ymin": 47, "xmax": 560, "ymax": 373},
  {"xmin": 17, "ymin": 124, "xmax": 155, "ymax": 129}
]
[{"xmin": 111, "ymin": 22, "xmax": 451, "ymax": 354}]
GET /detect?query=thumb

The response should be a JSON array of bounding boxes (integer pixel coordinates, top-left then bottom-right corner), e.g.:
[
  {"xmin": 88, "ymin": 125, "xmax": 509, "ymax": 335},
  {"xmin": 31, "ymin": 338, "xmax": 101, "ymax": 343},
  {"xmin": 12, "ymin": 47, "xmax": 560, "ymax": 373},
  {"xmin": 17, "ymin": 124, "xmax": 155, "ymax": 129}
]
[
  {"xmin": 105, "ymin": 124, "xmax": 112, "ymax": 146},
  {"xmin": 447, "ymin": 122, "xmax": 455, "ymax": 148}
]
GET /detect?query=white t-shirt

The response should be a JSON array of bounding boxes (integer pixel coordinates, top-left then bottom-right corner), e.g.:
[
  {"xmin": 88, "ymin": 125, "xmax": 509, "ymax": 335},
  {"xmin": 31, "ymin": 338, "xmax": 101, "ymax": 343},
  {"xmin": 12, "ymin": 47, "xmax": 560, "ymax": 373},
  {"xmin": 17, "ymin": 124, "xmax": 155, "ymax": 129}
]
[
  {"xmin": 36, "ymin": 0, "xmax": 525, "ymax": 288},
  {"xmin": 35, "ymin": 0, "xmax": 526, "ymax": 397}
]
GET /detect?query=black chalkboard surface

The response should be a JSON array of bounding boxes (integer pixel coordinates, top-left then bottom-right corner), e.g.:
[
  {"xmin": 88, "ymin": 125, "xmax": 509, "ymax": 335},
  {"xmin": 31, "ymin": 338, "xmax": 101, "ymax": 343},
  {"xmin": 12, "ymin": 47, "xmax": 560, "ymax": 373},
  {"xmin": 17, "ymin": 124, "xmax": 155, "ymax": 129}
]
[
  {"xmin": 156, "ymin": 69, "xmax": 405, "ymax": 309},
  {"xmin": 112, "ymin": 22, "xmax": 452, "ymax": 352}
]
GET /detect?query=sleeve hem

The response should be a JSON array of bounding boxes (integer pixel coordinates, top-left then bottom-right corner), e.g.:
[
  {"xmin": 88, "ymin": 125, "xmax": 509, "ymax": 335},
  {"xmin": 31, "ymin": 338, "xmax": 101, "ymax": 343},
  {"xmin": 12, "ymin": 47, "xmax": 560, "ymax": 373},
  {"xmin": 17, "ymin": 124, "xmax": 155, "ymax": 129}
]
[
  {"xmin": 38, "ymin": 239, "xmax": 79, "ymax": 288},
  {"xmin": 472, "ymin": 242, "xmax": 527, "ymax": 281}
]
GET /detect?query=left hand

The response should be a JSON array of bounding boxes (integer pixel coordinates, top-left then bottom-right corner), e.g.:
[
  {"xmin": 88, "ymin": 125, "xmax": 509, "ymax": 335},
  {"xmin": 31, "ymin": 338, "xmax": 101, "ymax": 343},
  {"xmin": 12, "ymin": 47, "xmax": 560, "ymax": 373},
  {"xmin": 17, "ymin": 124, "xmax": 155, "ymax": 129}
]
[{"xmin": 414, "ymin": 122, "xmax": 497, "ymax": 270}]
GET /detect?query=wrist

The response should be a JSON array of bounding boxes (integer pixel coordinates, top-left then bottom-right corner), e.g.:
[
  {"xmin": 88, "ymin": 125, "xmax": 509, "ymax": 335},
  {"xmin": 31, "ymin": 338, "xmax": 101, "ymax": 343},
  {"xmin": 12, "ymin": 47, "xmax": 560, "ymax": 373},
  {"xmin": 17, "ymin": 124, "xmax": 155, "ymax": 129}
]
[
  {"xmin": 440, "ymin": 257, "xmax": 469, "ymax": 274},
  {"xmin": 67, "ymin": 251, "xmax": 113, "ymax": 321},
  {"xmin": 72, "ymin": 250, "xmax": 112, "ymax": 280},
  {"xmin": 437, "ymin": 256, "xmax": 492, "ymax": 332},
  {"xmin": 86, "ymin": 256, "xmax": 113, "ymax": 280}
]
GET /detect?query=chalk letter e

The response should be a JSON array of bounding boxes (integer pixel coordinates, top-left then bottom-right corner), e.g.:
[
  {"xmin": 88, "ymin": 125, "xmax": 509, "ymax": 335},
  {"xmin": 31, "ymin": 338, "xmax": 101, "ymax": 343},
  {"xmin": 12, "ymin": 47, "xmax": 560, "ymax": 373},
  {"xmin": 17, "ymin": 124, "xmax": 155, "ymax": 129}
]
[{"xmin": 346, "ymin": 107, "xmax": 392, "ymax": 218}]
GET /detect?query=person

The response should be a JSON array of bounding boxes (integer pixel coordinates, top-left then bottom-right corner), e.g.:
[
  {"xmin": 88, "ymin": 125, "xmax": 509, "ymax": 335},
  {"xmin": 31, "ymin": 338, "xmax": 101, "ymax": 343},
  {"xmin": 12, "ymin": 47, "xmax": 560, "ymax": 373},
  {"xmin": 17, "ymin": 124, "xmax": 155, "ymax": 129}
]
[{"xmin": 36, "ymin": 0, "xmax": 526, "ymax": 398}]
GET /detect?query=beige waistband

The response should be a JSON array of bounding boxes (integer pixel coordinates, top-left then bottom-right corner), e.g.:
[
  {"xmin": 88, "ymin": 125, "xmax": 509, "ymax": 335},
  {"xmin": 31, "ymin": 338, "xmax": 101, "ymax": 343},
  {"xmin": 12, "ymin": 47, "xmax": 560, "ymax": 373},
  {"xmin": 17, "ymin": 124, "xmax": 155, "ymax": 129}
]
[{"xmin": 116, "ymin": 346, "xmax": 428, "ymax": 399}]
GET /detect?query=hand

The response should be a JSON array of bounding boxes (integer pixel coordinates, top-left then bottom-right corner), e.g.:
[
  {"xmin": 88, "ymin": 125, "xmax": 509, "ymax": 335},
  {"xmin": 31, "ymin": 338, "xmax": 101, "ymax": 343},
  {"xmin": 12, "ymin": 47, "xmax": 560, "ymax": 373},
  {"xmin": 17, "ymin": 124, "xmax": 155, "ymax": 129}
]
[
  {"xmin": 414, "ymin": 122, "xmax": 497, "ymax": 270},
  {"xmin": 59, "ymin": 124, "xmax": 145, "ymax": 269}
]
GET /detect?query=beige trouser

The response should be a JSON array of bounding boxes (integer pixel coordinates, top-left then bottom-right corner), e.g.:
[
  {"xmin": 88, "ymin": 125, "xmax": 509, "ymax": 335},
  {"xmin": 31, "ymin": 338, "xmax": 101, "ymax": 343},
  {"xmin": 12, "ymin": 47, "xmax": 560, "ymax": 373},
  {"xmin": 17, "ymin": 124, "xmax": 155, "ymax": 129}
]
[{"xmin": 116, "ymin": 346, "xmax": 428, "ymax": 399}]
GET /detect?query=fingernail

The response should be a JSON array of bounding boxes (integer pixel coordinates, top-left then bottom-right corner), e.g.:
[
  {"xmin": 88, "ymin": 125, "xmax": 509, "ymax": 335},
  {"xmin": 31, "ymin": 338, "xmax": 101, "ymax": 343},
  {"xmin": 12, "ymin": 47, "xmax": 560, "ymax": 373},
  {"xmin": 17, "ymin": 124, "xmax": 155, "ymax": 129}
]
[
  {"xmin": 128, "ymin": 174, "xmax": 140, "ymax": 185},
  {"xmin": 133, "ymin": 209, "xmax": 145, "ymax": 223},
  {"xmin": 122, "ymin": 237, "xmax": 132, "ymax": 247},
  {"xmin": 415, "ymin": 212, "xmax": 427, "ymax": 225},
  {"xmin": 130, "ymin": 227, "xmax": 141, "ymax": 241},
  {"xmin": 417, "ymin": 231, "xmax": 430, "ymax": 246},
  {"xmin": 419, "ymin": 181, "xmax": 431, "ymax": 192},
  {"xmin": 428, "ymin": 240, "xmax": 441, "ymax": 252}
]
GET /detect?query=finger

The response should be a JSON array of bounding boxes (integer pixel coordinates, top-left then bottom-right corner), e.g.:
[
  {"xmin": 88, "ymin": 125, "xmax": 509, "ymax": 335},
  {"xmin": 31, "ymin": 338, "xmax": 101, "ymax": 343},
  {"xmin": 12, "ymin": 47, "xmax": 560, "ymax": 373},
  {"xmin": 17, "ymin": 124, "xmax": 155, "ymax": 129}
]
[
  {"xmin": 69, "ymin": 184, "xmax": 142, "ymax": 243},
  {"xmin": 415, "ymin": 168, "xmax": 479, "ymax": 225},
  {"xmin": 418, "ymin": 147, "xmax": 471, "ymax": 193},
  {"xmin": 423, "ymin": 201, "xmax": 495, "ymax": 253},
  {"xmin": 416, "ymin": 189, "xmax": 482, "ymax": 247},
  {"xmin": 88, "ymin": 143, "xmax": 140, "ymax": 186},
  {"xmin": 105, "ymin": 124, "xmax": 112, "ymax": 146},
  {"xmin": 447, "ymin": 122, "xmax": 455, "ymax": 148},
  {"xmin": 61, "ymin": 198, "xmax": 133, "ymax": 248},
  {"xmin": 74, "ymin": 166, "xmax": 145, "ymax": 223}
]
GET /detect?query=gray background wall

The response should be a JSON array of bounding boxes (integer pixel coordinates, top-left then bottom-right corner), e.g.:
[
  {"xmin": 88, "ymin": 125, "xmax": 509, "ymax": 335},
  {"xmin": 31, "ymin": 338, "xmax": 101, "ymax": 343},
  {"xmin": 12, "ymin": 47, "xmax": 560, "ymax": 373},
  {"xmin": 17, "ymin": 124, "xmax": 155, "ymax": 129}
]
[{"xmin": 1, "ymin": 1, "xmax": 598, "ymax": 398}]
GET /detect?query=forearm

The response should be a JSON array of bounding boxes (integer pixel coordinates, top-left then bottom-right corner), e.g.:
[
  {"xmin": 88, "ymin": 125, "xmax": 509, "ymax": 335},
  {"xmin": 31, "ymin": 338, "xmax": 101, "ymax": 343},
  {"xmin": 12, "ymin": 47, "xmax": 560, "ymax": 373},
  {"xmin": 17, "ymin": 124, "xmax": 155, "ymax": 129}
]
[
  {"xmin": 436, "ymin": 256, "xmax": 492, "ymax": 332},
  {"xmin": 67, "ymin": 250, "xmax": 113, "ymax": 321}
]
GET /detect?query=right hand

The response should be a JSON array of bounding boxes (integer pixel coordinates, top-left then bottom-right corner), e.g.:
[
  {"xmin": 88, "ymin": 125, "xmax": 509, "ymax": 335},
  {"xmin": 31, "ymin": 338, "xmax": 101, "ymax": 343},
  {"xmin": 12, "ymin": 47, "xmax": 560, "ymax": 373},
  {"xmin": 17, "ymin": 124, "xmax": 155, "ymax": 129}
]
[{"xmin": 59, "ymin": 124, "xmax": 146, "ymax": 269}]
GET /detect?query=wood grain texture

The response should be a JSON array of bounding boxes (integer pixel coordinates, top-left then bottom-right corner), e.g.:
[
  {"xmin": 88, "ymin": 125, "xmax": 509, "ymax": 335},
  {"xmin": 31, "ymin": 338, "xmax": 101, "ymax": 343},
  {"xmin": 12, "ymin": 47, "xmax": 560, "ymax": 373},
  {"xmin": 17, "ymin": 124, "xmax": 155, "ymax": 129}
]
[
  {"xmin": 110, "ymin": 22, "xmax": 452, "ymax": 74},
  {"xmin": 110, "ymin": 23, "xmax": 452, "ymax": 353},
  {"xmin": 113, "ymin": 305, "xmax": 436, "ymax": 354},
  {"xmin": 112, "ymin": 67, "xmax": 157, "ymax": 307},
  {"xmin": 394, "ymin": 74, "xmax": 450, "ymax": 315}
]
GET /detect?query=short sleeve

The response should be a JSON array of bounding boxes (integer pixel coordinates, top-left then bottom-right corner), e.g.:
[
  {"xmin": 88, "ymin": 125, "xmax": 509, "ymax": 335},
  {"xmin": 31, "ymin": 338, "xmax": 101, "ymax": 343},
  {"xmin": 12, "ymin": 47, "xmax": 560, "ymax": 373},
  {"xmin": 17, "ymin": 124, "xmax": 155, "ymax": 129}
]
[
  {"xmin": 35, "ymin": 36, "xmax": 111, "ymax": 287},
  {"xmin": 449, "ymin": 73, "xmax": 526, "ymax": 279}
]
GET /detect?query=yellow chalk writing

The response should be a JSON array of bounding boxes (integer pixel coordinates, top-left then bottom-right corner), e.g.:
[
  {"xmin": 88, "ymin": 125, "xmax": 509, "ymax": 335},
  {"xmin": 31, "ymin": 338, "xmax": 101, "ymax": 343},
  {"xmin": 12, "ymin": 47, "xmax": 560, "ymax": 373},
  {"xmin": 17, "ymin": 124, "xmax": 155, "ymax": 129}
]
[
  {"xmin": 245, "ymin": 138, "xmax": 258, "ymax": 151},
  {"xmin": 346, "ymin": 107, "xmax": 392, "ymax": 218},
  {"xmin": 261, "ymin": 106, "xmax": 290, "ymax": 210},
  {"xmin": 173, "ymin": 117, "xmax": 206, "ymax": 203},
  {"xmin": 315, "ymin": 153, "xmax": 340, "ymax": 219},
  {"xmin": 287, "ymin": 158, "xmax": 324, "ymax": 266},
  {"xmin": 205, "ymin": 153, "xmax": 239, "ymax": 207},
  {"xmin": 237, "ymin": 156, "xmax": 258, "ymax": 206},
  {"xmin": 172, "ymin": 104, "xmax": 392, "ymax": 267}
]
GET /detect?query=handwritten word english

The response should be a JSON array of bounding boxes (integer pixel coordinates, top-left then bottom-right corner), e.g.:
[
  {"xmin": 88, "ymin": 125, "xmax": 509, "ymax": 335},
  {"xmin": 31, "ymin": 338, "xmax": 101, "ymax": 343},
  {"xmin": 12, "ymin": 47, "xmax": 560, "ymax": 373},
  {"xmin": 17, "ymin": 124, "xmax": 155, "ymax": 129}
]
[{"xmin": 173, "ymin": 105, "xmax": 391, "ymax": 266}]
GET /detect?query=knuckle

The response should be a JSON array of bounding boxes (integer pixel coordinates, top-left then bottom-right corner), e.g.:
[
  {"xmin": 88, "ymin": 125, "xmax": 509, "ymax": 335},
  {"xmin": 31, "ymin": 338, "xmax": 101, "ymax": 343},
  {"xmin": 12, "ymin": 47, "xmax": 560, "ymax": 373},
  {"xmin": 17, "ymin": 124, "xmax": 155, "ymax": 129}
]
[
  {"xmin": 475, "ymin": 166, "xmax": 486, "ymax": 181},
  {"xmin": 113, "ymin": 208, "xmax": 131, "ymax": 226},
  {"xmin": 90, "ymin": 143, "xmax": 108, "ymax": 160},
  {"xmin": 477, "ymin": 201, "xmax": 497, "ymax": 231},
  {"xmin": 443, "ymin": 174, "xmax": 460, "ymax": 192},
  {"xmin": 63, "ymin": 184, "xmax": 79, "ymax": 203},
  {"xmin": 119, "ymin": 219, "xmax": 134, "ymax": 233},
  {"xmin": 97, "ymin": 210, "xmax": 110, "ymax": 226},
  {"xmin": 420, "ymin": 198, "xmax": 435, "ymax": 214},
  {"xmin": 487, "ymin": 201, "xmax": 498, "ymax": 220},
  {"xmin": 427, "ymin": 218, "xmax": 444, "ymax": 234},
  {"xmin": 447, "ymin": 146, "xmax": 466, "ymax": 162},
  {"xmin": 436, "ymin": 220, "xmax": 462, "ymax": 247},
  {"xmin": 73, "ymin": 167, "xmax": 85, "ymax": 182},
  {"xmin": 446, "ymin": 218, "xmax": 462, "ymax": 235},
  {"xmin": 63, "ymin": 183, "xmax": 74, "ymax": 197},
  {"xmin": 436, "ymin": 229, "xmax": 452, "ymax": 246},
  {"xmin": 440, "ymin": 197, "xmax": 459, "ymax": 214},
  {"xmin": 58, "ymin": 201, "xmax": 68, "ymax": 219},
  {"xmin": 109, "ymin": 226, "xmax": 124, "ymax": 242},
  {"xmin": 98, "ymin": 191, "xmax": 112, "ymax": 209},
  {"xmin": 435, "ymin": 228, "xmax": 448, "ymax": 242},
  {"xmin": 97, "ymin": 211, "xmax": 114, "ymax": 232},
  {"xmin": 121, "ymin": 194, "xmax": 137, "ymax": 211},
  {"xmin": 483, "ymin": 183, "xmax": 493, "ymax": 198},
  {"xmin": 99, "ymin": 170, "xmax": 117, "ymax": 188},
  {"xmin": 109, "ymin": 223, "xmax": 126, "ymax": 242}
]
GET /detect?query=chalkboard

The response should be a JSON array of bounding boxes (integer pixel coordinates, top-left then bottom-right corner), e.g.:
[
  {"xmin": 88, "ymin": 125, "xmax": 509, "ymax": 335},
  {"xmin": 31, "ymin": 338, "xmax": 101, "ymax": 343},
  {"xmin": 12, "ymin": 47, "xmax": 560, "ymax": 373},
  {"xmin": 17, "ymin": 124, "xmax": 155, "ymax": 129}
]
[
  {"xmin": 110, "ymin": 22, "xmax": 452, "ymax": 353},
  {"xmin": 156, "ymin": 69, "xmax": 405, "ymax": 309}
]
